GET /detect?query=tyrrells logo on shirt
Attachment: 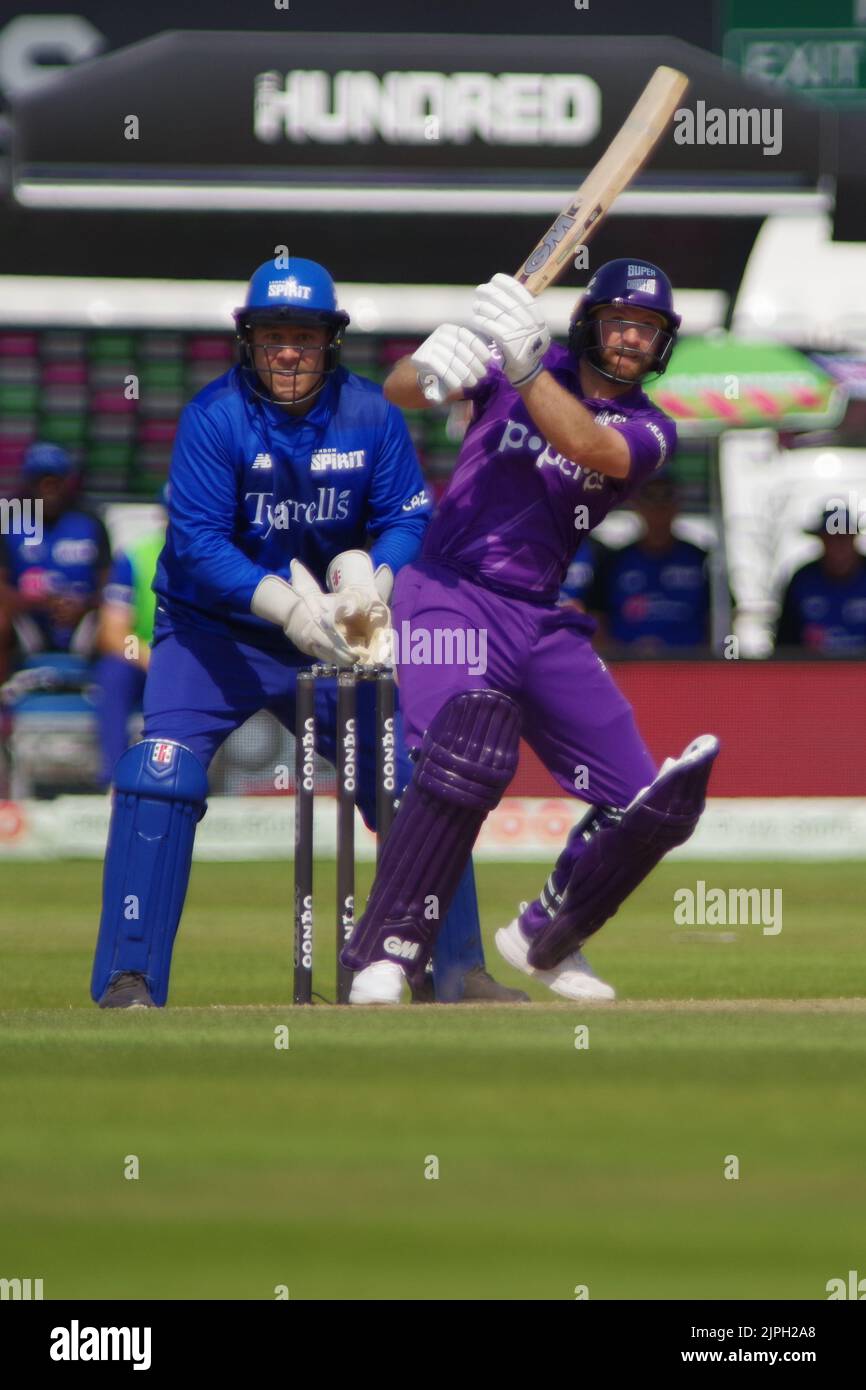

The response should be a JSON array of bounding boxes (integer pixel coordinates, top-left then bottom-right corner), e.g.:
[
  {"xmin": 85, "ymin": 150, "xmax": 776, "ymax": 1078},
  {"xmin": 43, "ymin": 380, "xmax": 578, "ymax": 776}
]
[
  {"xmin": 245, "ymin": 489, "xmax": 352, "ymax": 537},
  {"xmin": 310, "ymin": 448, "xmax": 366, "ymax": 472}
]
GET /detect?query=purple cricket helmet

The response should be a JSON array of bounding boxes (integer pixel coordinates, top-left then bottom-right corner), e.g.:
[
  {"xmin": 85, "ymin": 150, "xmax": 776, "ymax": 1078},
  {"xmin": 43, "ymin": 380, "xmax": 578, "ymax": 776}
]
[{"xmin": 568, "ymin": 258, "xmax": 681, "ymax": 383}]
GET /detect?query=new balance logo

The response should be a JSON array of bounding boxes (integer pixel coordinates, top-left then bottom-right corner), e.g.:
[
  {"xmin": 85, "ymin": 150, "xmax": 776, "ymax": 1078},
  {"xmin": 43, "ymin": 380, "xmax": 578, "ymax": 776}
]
[
  {"xmin": 383, "ymin": 935, "xmax": 420, "ymax": 961},
  {"xmin": 252, "ymin": 453, "xmax": 273, "ymax": 470}
]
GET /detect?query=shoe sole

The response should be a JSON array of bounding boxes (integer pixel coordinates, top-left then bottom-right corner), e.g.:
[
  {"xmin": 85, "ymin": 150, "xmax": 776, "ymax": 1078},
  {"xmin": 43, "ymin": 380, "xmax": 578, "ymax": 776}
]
[
  {"xmin": 348, "ymin": 994, "xmax": 402, "ymax": 1005},
  {"xmin": 98, "ymin": 999, "xmax": 154, "ymax": 1009}
]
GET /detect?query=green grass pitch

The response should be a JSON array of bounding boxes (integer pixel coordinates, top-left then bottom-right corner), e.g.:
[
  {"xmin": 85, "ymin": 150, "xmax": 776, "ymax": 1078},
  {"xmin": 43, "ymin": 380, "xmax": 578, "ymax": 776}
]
[{"xmin": 1, "ymin": 858, "xmax": 864, "ymax": 1300}]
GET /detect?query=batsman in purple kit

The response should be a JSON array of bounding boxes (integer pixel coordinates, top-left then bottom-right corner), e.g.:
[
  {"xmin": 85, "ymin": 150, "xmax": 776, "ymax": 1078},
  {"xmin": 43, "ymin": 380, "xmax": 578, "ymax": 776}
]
[
  {"xmin": 90, "ymin": 255, "xmax": 525, "ymax": 1009},
  {"xmin": 342, "ymin": 259, "xmax": 719, "ymax": 1004}
]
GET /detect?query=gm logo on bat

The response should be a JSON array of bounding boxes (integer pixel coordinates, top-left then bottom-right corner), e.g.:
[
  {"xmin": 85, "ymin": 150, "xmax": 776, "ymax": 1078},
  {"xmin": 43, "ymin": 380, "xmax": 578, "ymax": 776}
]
[{"xmin": 522, "ymin": 201, "xmax": 603, "ymax": 275}]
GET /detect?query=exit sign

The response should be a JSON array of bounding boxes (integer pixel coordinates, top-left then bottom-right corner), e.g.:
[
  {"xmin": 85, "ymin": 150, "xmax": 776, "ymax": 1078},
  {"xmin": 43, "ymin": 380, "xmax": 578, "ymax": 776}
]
[{"xmin": 722, "ymin": 2, "xmax": 866, "ymax": 105}]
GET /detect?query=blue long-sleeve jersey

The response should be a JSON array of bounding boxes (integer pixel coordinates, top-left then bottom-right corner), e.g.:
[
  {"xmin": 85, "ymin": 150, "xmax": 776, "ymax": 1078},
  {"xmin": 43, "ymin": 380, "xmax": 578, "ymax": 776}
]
[{"xmin": 154, "ymin": 364, "xmax": 431, "ymax": 649}]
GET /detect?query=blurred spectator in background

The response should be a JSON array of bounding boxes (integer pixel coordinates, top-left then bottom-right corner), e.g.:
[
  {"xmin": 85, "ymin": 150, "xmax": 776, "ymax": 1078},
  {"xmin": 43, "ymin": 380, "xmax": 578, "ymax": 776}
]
[
  {"xmin": 0, "ymin": 597, "xmax": 11, "ymax": 688},
  {"xmin": 559, "ymin": 535, "xmax": 596, "ymax": 610},
  {"xmin": 0, "ymin": 443, "xmax": 110, "ymax": 683},
  {"xmin": 583, "ymin": 475, "xmax": 710, "ymax": 653},
  {"xmin": 775, "ymin": 502, "xmax": 866, "ymax": 656},
  {"xmin": 94, "ymin": 488, "xmax": 168, "ymax": 787}
]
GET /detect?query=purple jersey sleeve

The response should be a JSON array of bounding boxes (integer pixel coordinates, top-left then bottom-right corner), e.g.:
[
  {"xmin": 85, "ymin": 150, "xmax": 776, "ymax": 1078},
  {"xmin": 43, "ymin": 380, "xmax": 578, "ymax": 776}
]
[{"xmin": 610, "ymin": 413, "xmax": 677, "ymax": 494}]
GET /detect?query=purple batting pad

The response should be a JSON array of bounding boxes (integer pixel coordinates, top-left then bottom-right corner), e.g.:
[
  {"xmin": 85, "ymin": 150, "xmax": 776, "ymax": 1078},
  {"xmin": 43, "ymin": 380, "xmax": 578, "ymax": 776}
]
[
  {"xmin": 341, "ymin": 688, "xmax": 521, "ymax": 986},
  {"xmin": 520, "ymin": 804, "xmax": 620, "ymax": 937},
  {"xmin": 528, "ymin": 735, "xmax": 719, "ymax": 970}
]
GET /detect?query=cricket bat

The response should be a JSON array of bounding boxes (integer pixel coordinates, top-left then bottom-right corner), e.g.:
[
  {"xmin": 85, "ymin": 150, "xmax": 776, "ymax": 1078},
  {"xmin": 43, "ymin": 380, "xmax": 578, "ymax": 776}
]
[
  {"xmin": 513, "ymin": 65, "xmax": 689, "ymax": 295},
  {"xmin": 420, "ymin": 64, "xmax": 688, "ymax": 401}
]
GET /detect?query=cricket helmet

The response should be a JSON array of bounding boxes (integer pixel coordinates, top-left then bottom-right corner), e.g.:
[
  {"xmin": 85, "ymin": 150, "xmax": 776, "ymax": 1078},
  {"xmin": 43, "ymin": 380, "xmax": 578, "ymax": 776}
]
[
  {"xmin": 234, "ymin": 256, "xmax": 350, "ymax": 405},
  {"xmin": 568, "ymin": 258, "xmax": 680, "ymax": 383}
]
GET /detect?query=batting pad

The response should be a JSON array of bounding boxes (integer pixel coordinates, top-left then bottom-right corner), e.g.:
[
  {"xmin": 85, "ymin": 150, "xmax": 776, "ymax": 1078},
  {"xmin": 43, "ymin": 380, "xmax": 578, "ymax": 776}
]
[
  {"xmin": 91, "ymin": 739, "xmax": 208, "ymax": 1007},
  {"xmin": 528, "ymin": 735, "xmax": 720, "ymax": 970},
  {"xmin": 341, "ymin": 688, "xmax": 521, "ymax": 988}
]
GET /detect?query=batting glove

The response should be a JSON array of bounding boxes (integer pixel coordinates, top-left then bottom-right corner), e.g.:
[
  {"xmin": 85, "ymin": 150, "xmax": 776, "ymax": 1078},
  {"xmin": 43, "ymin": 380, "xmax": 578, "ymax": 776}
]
[
  {"xmin": 411, "ymin": 323, "xmax": 493, "ymax": 404},
  {"xmin": 250, "ymin": 564, "xmax": 361, "ymax": 666},
  {"xmin": 471, "ymin": 273, "xmax": 550, "ymax": 388},
  {"xmin": 326, "ymin": 550, "xmax": 393, "ymax": 667}
]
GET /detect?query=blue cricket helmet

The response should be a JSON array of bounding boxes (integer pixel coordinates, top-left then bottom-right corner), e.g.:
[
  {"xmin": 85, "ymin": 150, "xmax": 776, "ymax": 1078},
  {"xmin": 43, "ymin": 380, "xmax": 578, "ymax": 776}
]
[
  {"xmin": 234, "ymin": 256, "xmax": 350, "ymax": 405},
  {"xmin": 568, "ymin": 258, "xmax": 680, "ymax": 382},
  {"xmin": 234, "ymin": 256, "xmax": 350, "ymax": 332}
]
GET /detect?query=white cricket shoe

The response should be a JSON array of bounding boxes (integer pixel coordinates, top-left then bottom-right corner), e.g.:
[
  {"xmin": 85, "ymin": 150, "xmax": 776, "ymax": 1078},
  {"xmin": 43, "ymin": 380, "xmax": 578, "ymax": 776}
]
[
  {"xmin": 348, "ymin": 959, "xmax": 406, "ymax": 1005},
  {"xmin": 495, "ymin": 918, "xmax": 616, "ymax": 1002}
]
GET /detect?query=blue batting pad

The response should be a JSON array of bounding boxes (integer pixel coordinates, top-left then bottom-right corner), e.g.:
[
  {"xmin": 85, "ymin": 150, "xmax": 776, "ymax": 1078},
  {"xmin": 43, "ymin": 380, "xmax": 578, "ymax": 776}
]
[{"xmin": 91, "ymin": 739, "xmax": 208, "ymax": 1006}]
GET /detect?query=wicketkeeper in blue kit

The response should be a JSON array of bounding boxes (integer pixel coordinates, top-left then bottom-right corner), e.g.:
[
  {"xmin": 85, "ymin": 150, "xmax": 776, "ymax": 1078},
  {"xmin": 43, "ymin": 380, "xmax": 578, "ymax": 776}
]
[{"xmin": 91, "ymin": 256, "xmax": 526, "ymax": 1008}]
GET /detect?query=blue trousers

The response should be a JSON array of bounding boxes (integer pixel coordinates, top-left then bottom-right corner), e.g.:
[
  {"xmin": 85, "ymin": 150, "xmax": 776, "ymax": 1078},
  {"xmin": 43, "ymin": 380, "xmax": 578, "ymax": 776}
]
[
  {"xmin": 135, "ymin": 617, "xmax": 483, "ymax": 998},
  {"xmin": 93, "ymin": 654, "xmax": 147, "ymax": 788}
]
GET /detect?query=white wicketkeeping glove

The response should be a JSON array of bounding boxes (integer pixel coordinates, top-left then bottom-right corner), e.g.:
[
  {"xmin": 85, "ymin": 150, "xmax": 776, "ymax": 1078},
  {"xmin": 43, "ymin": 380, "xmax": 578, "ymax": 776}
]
[
  {"xmin": 326, "ymin": 550, "xmax": 393, "ymax": 667},
  {"xmin": 471, "ymin": 273, "xmax": 550, "ymax": 387},
  {"xmin": 411, "ymin": 323, "xmax": 493, "ymax": 405},
  {"xmin": 250, "ymin": 562, "xmax": 360, "ymax": 666}
]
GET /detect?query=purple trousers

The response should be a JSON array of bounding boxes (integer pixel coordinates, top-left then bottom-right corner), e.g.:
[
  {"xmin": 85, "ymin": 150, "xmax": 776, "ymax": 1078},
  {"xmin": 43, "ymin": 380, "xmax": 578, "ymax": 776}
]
[{"xmin": 393, "ymin": 561, "xmax": 656, "ymax": 809}]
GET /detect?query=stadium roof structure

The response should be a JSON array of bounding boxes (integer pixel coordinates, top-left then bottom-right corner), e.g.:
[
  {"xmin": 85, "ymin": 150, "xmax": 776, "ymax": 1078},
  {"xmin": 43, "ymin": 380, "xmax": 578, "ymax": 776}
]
[{"xmin": 733, "ymin": 214, "xmax": 866, "ymax": 353}]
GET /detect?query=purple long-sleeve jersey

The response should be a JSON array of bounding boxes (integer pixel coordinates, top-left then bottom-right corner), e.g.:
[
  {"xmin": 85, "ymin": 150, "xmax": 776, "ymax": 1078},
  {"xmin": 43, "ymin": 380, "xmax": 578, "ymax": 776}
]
[{"xmin": 421, "ymin": 343, "xmax": 677, "ymax": 602}]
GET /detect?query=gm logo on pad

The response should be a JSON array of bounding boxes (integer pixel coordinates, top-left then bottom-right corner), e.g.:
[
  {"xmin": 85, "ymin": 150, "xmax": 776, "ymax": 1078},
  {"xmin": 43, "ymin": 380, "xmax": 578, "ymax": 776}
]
[{"xmin": 383, "ymin": 935, "xmax": 420, "ymax": 961}]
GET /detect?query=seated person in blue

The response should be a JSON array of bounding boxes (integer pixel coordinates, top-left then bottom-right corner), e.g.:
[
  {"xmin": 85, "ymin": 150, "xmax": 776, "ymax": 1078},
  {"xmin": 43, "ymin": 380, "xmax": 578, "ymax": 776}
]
[
  {"xmin": 585, "ymin": 475, "xmax": 710, "ymax": 652},
  {"xmin": 775, "ymin": 502, "xmax": 866, "ymax": 655},
  {"xmin": 0, "ymin": 444, "xmax": 111, "ymax": 681}
]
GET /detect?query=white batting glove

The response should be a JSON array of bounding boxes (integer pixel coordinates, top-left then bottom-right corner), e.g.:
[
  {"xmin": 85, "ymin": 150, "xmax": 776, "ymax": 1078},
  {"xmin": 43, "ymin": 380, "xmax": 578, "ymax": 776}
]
[
  {"xmin": 471, "ymin": 273, "xmax": 550, "ymax": 388},
  {"xmin": 411, "ymin": 323, "xmax": 493, "ymax": 405},
  {"xmin": 250, "ymin": 564, "xmax": 361, "ymax": 666},
  {"xmin": 326, "ymin": 550, "xmax": 393, "ymax": 667}
]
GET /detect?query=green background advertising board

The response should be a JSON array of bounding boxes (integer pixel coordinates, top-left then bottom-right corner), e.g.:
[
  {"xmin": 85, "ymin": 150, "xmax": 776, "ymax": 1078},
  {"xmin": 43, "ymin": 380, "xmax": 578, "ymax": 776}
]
[{"xmin": 647, "ymin": 336, "xmax": 845, "ymax": 434}]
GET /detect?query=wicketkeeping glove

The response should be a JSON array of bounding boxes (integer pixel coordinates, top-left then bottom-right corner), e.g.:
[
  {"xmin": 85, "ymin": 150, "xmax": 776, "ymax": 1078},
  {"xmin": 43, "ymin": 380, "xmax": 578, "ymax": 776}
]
[
  {"xmin": 471, "ymin": 273, "xmax": 550, "ymax": 388},
  {"xmin": 326, "ymin": 550, "xmax": 393, "ymax": 667},
  {"xmin": 411, "ymin": 323, "xmax": 493, "ymax": 405},
  {"xmin": 250, "ymin": 563, "xmax": 360, "ymax": 666}
]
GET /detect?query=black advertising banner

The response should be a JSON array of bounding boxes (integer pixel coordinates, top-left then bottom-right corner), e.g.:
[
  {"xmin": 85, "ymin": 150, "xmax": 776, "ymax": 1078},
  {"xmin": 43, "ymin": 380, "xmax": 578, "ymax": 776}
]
[{"xmin": 12, "ymin": 31, "xmax": 834, "ymax": 191}]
